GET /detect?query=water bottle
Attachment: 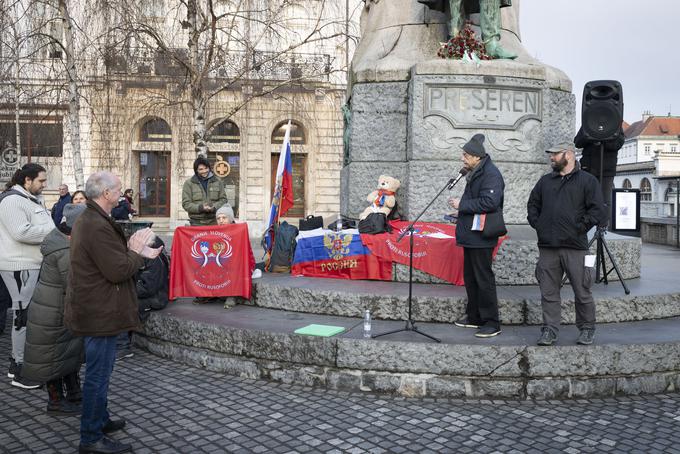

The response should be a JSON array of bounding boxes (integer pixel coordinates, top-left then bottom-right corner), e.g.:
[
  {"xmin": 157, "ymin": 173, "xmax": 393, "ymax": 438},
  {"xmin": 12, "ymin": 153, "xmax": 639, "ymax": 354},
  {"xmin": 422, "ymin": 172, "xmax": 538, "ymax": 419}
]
[
  {"xmin": 336, "ymin": 214, "xmax": 343, "ymax": 232},
  {"xmin": 363, "ymin": 310, "xmax": 371, "ymax": 338}
]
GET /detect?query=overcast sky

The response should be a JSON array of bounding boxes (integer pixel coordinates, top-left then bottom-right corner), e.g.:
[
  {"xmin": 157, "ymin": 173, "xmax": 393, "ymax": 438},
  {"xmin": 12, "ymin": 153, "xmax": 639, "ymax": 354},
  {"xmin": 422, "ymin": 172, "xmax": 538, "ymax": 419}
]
[{"xmin": 520, "ymin": 0, "xmax": 680, "ymax": 127}]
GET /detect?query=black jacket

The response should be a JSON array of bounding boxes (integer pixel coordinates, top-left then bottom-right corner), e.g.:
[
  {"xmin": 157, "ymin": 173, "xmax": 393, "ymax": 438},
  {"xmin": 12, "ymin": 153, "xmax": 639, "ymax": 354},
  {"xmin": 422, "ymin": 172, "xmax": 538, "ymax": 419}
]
[
  {"xmin": 527, "ymin": 165, "xmax": 605, "ymax": 250},
  {"xmin": 456, "ymin": 155, "xmax": 505, "ymax": 248},
  {"xmin": 575, "ymin": 127, "xmax": 624, "ymax": 178},
  {"xmin": 51, "ymin": 193, "xmax": 72, "ymax": 226},
  {"xmin": 136, "ymin": 238, "xmax": 169, "ymax": 320}
]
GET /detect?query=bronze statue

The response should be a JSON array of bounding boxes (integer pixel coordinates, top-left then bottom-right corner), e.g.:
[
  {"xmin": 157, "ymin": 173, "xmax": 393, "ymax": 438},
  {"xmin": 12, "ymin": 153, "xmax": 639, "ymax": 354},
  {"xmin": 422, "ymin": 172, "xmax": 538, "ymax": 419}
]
[{"xmin": 418, "ymin": 0, "xmax": 516, "ymax": 59}]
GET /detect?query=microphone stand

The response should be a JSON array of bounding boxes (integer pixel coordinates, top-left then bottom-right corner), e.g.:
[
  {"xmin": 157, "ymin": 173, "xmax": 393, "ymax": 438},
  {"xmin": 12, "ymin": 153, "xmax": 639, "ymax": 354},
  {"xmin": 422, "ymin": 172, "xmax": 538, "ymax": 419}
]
[{"xmin": 372, "ymin": 174, "xmax": 465, "ymax": 342}]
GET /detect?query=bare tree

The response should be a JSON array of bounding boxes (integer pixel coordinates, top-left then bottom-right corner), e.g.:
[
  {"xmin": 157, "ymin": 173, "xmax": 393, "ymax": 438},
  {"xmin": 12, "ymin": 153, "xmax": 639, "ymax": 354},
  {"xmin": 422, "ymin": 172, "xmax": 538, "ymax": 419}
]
[{"xmin": 102, "ymin": 0, "xmax": 353, "ymax": 157}]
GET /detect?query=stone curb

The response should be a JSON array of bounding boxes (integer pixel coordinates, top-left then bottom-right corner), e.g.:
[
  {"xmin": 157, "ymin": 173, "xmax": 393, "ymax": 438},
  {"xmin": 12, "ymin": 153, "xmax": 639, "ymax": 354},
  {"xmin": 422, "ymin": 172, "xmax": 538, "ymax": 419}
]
[
  {"xmin": 138, "ymin": 313, "xmax": 680, "ymax": 399},
  {"xmin": 253, "ymin": 280, "xmax": 680, "ymax": 325}
]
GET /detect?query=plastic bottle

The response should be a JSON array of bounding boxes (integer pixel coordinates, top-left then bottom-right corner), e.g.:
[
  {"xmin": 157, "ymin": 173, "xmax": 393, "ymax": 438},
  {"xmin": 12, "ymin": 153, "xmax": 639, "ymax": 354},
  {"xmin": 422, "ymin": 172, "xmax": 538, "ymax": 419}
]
[
  {"xmin": 363, "ymin": 310, "xmax": 371, "ymax": 338},
  {"xmin": 336, "ymin": 214, "xmax": 343, "ymax": 232}
]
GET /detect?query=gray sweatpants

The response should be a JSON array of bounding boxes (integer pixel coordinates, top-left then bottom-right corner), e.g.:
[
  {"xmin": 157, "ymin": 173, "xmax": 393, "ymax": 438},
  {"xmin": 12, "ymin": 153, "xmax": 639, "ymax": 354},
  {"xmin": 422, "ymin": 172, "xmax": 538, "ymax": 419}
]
[
  {"xmin": 0, "ymin": 270, "xmax": 40, "ymax": 364},
  {"xmin": 535, "ymin": 247, "xmax": 595, "ymax": 334}
]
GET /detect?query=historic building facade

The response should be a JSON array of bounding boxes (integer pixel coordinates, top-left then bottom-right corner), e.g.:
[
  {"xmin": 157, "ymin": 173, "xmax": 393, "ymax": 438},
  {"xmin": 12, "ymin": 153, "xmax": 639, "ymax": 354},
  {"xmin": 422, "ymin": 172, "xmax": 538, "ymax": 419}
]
[{"xmin": 0, "ymin": 1, "xmax": 360, "ymax": 235}]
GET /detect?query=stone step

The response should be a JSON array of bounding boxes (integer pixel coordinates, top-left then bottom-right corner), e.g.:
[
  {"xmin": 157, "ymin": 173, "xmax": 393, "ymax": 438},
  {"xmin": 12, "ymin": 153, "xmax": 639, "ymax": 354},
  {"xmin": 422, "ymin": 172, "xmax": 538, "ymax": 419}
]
[
  {"xmin": 137, "ymin": 300, "xmax": 680, "ymax": 399},
  {"xmin": 252, "ymin": 270, "xmax": 680, "ymax": 325}
]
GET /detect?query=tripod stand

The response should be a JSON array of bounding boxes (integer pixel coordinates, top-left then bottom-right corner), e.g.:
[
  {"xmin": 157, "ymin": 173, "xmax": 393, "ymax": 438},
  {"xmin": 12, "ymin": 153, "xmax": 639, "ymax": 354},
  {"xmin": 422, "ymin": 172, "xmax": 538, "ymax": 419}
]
[
  {"xmin": 372, "ymin": 174, "xmax": 465, "ymax": 342},
  {"xmin": 589, "ymin": 142, "xmax": 630, "ymax": 294}
]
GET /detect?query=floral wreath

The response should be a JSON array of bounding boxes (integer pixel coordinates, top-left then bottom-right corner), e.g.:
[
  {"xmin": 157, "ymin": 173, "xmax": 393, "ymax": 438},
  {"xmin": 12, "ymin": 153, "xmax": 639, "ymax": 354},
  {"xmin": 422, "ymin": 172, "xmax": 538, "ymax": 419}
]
[{"xmin": 437, "ymin": 22, "xmax": 491, "ymax": 61}]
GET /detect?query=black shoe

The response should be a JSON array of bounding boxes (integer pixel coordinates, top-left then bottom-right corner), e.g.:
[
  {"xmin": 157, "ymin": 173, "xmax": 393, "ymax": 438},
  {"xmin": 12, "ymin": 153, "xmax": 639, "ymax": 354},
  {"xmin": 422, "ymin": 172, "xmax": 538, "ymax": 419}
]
[
  {"xmin": 8, "ymin": 357, "xmax": 18, "ymax": 379},
  {"xmin": 78, "ymin": 436, "xmax": 131, "ymax": 454},
  {"xmin": 46, "ymin": 398, "xmax": 81, "ymax": 416},
  {"xmin": 536, "ymin": 327, "xmax": 558, "ymax": 346},
  {"xmin": 11, "ymin": 368, "xmax": 42, "ymax": 389},
  {"xmin": 475, "ymin": 325, "xmax": 501, "ymax": 338},
  {"xmin": 102, "ymin": 419, "xmax": 126, "ymax": 434},
  {"xmin": 454, "ymin": 316, "xmax": 482, "ymax": 329},
  {"xmin": 576, "ymin": 328, "xmax": 595, "ymax": 345}
]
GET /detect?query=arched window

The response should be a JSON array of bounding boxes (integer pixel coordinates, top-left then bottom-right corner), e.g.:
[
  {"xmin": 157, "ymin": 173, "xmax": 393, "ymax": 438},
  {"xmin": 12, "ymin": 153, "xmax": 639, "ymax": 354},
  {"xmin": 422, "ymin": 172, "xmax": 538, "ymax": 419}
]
[
  {"xmin": 139, "ymin": 117, "xmax": 171, "ymax": 142},
  {"xmin": 622, "ymin": 179, "xmax": 632, "ymax": 189},
  {"xmin": 208, "ymin": 119, "xmax": 240, "ymax": 143},
  {"xmin": 640, "ymin": 178, "xmax": 652, "ymax": 201},
  {"xmin": 271, "ymin": 121, "xmax": 306, "ymax": 217},
  {"xmin": 271, "ymin": 121, "xmax": 306, "ymax": 145}
]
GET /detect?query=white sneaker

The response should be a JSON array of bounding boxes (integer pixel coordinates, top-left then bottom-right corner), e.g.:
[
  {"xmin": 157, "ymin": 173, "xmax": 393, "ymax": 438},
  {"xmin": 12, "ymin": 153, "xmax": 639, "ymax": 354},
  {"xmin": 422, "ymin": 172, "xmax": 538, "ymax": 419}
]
[{"xmin": 251, "ymin": 269, "xmax": 262, "ymax": 279}]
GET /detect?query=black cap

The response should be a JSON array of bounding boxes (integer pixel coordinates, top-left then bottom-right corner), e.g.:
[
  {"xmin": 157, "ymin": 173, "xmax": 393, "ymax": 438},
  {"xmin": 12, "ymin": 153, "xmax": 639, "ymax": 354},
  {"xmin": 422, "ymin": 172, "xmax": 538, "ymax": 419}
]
[{"xmin": 462, "ymin": 134, "xmax": 486, "ymax": 158}]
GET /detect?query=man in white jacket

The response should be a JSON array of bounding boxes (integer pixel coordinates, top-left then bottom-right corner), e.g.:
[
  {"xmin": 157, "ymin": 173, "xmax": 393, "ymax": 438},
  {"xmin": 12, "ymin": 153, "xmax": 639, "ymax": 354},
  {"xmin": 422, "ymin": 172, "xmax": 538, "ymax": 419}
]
[{"xmin": 0, "ymin": 163, "xmax": 53, "ymax": 389}]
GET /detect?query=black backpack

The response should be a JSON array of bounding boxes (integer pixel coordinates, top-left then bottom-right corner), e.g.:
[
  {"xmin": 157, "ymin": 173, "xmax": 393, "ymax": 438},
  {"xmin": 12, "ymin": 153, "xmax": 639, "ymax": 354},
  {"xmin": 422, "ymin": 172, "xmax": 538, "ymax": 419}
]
[
  {"xmin": 266, "ymin": 221, "xmax": 299, "ymax": 272},
  {"xmin": 358, "ymin": 213, "xmax": 392, "ymax": 235}
]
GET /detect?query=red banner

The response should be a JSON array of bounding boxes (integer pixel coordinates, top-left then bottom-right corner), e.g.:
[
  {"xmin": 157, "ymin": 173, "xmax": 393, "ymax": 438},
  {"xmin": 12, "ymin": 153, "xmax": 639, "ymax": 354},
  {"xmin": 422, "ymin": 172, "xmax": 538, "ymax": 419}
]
[
  {"xmin": 361, "ymin": 221, "xmax": 505, "ymax": 286},
  {"xmin": 170, "ymin": 224, "xmax": 255, "ymax": 299}
]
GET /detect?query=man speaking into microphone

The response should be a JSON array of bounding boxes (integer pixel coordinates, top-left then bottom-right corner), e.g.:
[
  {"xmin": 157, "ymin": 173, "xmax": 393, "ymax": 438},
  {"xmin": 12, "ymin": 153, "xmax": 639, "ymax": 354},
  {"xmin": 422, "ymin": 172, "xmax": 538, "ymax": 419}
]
[{"xmin": 448, "ymin": 134, "xmax": 506, "ymax": 338}]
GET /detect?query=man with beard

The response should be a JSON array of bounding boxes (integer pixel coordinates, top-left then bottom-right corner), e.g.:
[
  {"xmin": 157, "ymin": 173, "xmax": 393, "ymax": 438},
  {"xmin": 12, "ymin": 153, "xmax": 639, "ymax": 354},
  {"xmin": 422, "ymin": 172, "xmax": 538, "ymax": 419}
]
[{"xmin": 527, "ymin": 143, "xmax": 605, "ymax": 346}]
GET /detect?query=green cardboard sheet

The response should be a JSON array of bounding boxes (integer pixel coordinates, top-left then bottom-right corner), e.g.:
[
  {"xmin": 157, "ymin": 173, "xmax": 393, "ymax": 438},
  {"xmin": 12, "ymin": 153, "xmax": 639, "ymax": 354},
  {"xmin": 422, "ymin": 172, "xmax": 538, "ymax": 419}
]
[{"xmin": 294, "ymin": 324, "xmax": 345, "ymax": 337}]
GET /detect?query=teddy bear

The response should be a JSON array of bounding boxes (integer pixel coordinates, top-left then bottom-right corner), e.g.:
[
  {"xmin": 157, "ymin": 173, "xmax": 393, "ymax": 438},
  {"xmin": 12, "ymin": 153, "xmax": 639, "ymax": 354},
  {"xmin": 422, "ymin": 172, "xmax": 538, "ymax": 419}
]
[{"xmin": 359, "ymin": 175, "xmax": 401, "ymax": 220}]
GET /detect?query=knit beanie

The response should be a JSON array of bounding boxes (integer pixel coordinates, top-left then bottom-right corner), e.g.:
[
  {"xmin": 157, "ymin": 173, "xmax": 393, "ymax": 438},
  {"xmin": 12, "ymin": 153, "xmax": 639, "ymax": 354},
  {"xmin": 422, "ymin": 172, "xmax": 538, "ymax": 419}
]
[
  {"xmin": 462, "ymin": 134, "xmax": 486, "ymax": 157},
  {"xmin": 216, "ymin": 205, "xmax": 235, "ymax": 223},
  {"xmin": 62, "ymin": 203, "xmax": 87, "ymax": 228}
]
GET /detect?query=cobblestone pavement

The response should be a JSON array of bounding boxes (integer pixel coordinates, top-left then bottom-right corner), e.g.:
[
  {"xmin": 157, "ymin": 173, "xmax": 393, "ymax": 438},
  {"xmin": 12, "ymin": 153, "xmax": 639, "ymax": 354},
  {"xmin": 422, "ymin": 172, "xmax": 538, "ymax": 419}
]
[{"xmin": 3, "ymin": 322, "xmax": 680, "ymax": 454}]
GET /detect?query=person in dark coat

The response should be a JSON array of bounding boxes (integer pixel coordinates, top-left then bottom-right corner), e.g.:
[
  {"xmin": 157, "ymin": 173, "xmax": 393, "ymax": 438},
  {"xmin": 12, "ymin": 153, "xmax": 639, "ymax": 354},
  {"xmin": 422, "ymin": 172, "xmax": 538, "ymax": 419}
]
[
  {"xmin": 527, "ymin": 142, "xmax": 606, "ymax": 347},
  {"xmin": 575, "ymin": 126, "xmax": 624, "ymax": 224},
  {"xmin": 111, "ymin": 189, "xmax": 136, "ymax": 221},
  {"xmin": 448, "ymin": 134, "xmax": 505, "ymax": 338},
  {"xmin": 23, "ymin": 204, "xmax": 86, "ymax": 415},
  {"xmin": 136, "ymin": 236, "xmax": 169, "ymax": 320},
  {"xmin": 51, "ymin": 183, "xmax": 72, "ymax": 227},
  {"xmin": 65, "ymin": 171, "xmax": 162, "ymax": 454}
]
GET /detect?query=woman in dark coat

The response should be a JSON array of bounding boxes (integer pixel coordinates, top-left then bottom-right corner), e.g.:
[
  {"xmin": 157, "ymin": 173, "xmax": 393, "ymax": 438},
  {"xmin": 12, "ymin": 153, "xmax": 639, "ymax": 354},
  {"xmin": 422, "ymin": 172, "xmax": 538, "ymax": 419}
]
[{"xmin": 23, "ymin": 204, "xmax": 86, "ymax": 415}]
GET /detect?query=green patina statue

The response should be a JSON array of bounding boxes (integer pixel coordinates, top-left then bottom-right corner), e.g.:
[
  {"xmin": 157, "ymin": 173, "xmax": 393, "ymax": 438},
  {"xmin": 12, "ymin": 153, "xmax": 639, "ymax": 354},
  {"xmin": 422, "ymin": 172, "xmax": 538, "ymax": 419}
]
[{"xmin": 418, "ymin": 0, "xmax": 516, "ymax": 60}]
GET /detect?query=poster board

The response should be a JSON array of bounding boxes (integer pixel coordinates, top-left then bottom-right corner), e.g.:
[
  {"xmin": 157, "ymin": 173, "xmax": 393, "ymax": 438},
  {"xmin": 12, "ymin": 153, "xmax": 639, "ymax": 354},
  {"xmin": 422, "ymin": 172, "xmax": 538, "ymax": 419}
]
[{"xmin": 611, "ymin": 188, "xmax": 640, "ymax": 232}]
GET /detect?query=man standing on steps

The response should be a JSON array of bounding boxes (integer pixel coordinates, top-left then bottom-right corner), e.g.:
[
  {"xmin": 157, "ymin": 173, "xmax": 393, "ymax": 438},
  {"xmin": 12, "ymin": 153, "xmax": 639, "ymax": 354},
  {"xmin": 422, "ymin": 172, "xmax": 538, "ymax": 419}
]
[
  {"xmin": 527, "ymin": 143, "xmax": 606, "ymax": 347},
  {"xmin": 0, "ymin": 163, "xmax": 54, "ymax": 389},
  {"xmin": 66, "ymin": 171, "xmax": 162, "ymax": 454},
  {"xmin": 448, "ymin": 134, "xmax": 505, "ymax": 338}
]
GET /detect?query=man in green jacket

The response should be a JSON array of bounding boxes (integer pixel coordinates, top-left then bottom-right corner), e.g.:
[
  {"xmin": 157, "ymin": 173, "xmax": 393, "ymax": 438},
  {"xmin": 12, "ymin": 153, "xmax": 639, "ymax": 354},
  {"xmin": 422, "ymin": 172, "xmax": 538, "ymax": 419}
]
[{"xmin": 182, "ymin": 156, "xmax": 228, "ymax": 226}]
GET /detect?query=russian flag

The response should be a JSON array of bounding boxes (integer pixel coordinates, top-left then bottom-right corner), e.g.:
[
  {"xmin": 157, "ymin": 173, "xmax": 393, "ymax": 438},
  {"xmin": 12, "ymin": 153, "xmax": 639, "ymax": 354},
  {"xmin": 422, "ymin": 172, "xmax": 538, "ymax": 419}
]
[
  {"xmin": 291, "ymin": 228, "xmax": 392, "ymax": 281},
  {"xmin": 264, "ymin": 120, "xmax": 295, "ymax": 254}
]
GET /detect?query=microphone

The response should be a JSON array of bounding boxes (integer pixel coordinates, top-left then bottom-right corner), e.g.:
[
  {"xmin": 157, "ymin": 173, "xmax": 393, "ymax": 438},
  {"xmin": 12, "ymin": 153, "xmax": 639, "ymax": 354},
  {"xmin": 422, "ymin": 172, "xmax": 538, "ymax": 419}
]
[{"xmin": 447, "ymin": 168, "xmax": 468, "ymax": 190}]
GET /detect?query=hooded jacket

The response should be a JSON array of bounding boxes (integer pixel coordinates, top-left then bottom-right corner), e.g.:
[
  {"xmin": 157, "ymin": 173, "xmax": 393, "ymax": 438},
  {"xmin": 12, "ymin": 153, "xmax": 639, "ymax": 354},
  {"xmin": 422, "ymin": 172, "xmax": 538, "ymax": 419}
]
[
  {"xmin": 527, "ymin": 165, "xmax": 606, "ymax": 250},
  {"xmin": 22, "ymin": 228, "xmax": 83, "ymax": 382},
  {"xmin": 181, "ymin": 172, "xmax": 228, "ymax": 225}
]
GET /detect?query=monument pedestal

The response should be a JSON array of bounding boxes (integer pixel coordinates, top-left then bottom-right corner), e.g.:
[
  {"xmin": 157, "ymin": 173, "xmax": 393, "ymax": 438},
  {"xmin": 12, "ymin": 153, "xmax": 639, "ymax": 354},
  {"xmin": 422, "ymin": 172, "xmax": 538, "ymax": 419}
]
[{"xmin": 342, "ymin": 59, "xmax": 575, "ymax": 225}]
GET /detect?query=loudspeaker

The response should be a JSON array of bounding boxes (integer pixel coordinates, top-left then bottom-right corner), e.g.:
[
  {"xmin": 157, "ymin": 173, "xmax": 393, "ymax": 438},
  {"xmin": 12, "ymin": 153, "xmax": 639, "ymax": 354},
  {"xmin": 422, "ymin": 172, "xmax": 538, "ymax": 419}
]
[{"xmin": 581, "ymin": 80, "xmax": 624, "ymax": 141}]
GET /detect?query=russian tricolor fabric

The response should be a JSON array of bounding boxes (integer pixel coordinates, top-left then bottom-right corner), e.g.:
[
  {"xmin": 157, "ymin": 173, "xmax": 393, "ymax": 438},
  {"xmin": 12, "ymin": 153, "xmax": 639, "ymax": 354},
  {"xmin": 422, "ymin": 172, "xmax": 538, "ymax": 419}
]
[{"xmin": 291, "ymin": 228, "xmax": 392, "ymax": 281}]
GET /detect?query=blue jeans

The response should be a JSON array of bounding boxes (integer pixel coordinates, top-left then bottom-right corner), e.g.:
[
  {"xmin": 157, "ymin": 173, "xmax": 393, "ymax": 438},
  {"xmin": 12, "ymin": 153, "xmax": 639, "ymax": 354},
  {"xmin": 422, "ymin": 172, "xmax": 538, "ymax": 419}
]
[{"xmin": 81, "ymin": 336, "xmax": 117, "ymax": 444}]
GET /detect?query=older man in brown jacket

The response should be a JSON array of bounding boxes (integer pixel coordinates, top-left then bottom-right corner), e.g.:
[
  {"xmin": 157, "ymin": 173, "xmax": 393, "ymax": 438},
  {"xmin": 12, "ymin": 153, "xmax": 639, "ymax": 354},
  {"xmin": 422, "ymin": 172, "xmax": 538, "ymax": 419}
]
[{"xmin": 65, "ymin": 171, "xmax": 161, "ymax": 454}]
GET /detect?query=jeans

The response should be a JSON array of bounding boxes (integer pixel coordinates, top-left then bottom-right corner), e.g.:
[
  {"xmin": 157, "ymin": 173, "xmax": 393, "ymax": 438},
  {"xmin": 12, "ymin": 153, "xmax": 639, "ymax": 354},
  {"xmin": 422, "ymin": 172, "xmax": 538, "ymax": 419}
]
[{"xmin": 81, "ymin": 336, "xmax": 117, "ymax": 444}]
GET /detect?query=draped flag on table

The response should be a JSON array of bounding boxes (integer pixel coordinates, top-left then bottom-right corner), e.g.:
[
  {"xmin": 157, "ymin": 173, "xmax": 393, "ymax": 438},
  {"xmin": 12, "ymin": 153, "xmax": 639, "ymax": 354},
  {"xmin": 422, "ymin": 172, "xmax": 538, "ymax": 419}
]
[
  {"xmin": 263, "ymin": 120, "xmax": 294, "ymax": 263},
  {"xmin": 170, "ymin": 223, "xmax": 256, "ymax": 299},
  {"xmin": 360, "ymin": 220, "xmax": 506, "ymax": 286},
  {"xmin": 292, "ymin": 228, "xmax": 392, "ymax": 281}
]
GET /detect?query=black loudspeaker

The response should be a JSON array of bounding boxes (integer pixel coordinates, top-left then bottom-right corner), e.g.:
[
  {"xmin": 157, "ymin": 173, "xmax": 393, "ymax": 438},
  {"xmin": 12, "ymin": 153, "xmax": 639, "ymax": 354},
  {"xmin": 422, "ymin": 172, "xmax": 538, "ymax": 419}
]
[{"xmin": 581, "ymin": 80, "xmax": 624, "ymax": 141}]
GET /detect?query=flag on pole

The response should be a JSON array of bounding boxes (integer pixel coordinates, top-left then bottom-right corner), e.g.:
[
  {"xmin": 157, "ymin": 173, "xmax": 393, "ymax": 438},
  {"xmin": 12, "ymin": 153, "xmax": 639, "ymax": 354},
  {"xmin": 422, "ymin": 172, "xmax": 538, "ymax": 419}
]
[{"xmin": 263, "ymin": 120, "xmax": 294, "ymax": 256}]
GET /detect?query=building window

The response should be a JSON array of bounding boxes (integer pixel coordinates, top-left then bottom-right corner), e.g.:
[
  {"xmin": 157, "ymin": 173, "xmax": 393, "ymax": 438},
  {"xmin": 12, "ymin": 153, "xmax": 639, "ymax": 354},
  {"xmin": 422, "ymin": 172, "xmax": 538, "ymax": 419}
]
[
  {"xmin": 271, "ymin": 121, "xmax": 306, "ymax": 145},
  {"xmin": 0, "ymin": 120, "xmax": 63, "ymax": 158},
  {"xmin": 208, "ymin": 119, "xmax": 240, "ymax": 144},
  {"xmin": 644, "ymin": 144, "xmax": 651, "ymax": 156},
  {"xmin": 672, "ymin": 145, "xmax": 677, "ymax": 153},
  {"xmin": 622, "ymin": 179, "xmax": 632, "ymax": 189},
  {"xmin": 139, "ymin": 117, "xmax": 172, "ymax": 142},
  {"xmin": 640, "ymin": 178, "xmax": 652, "ymax": 201}
]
